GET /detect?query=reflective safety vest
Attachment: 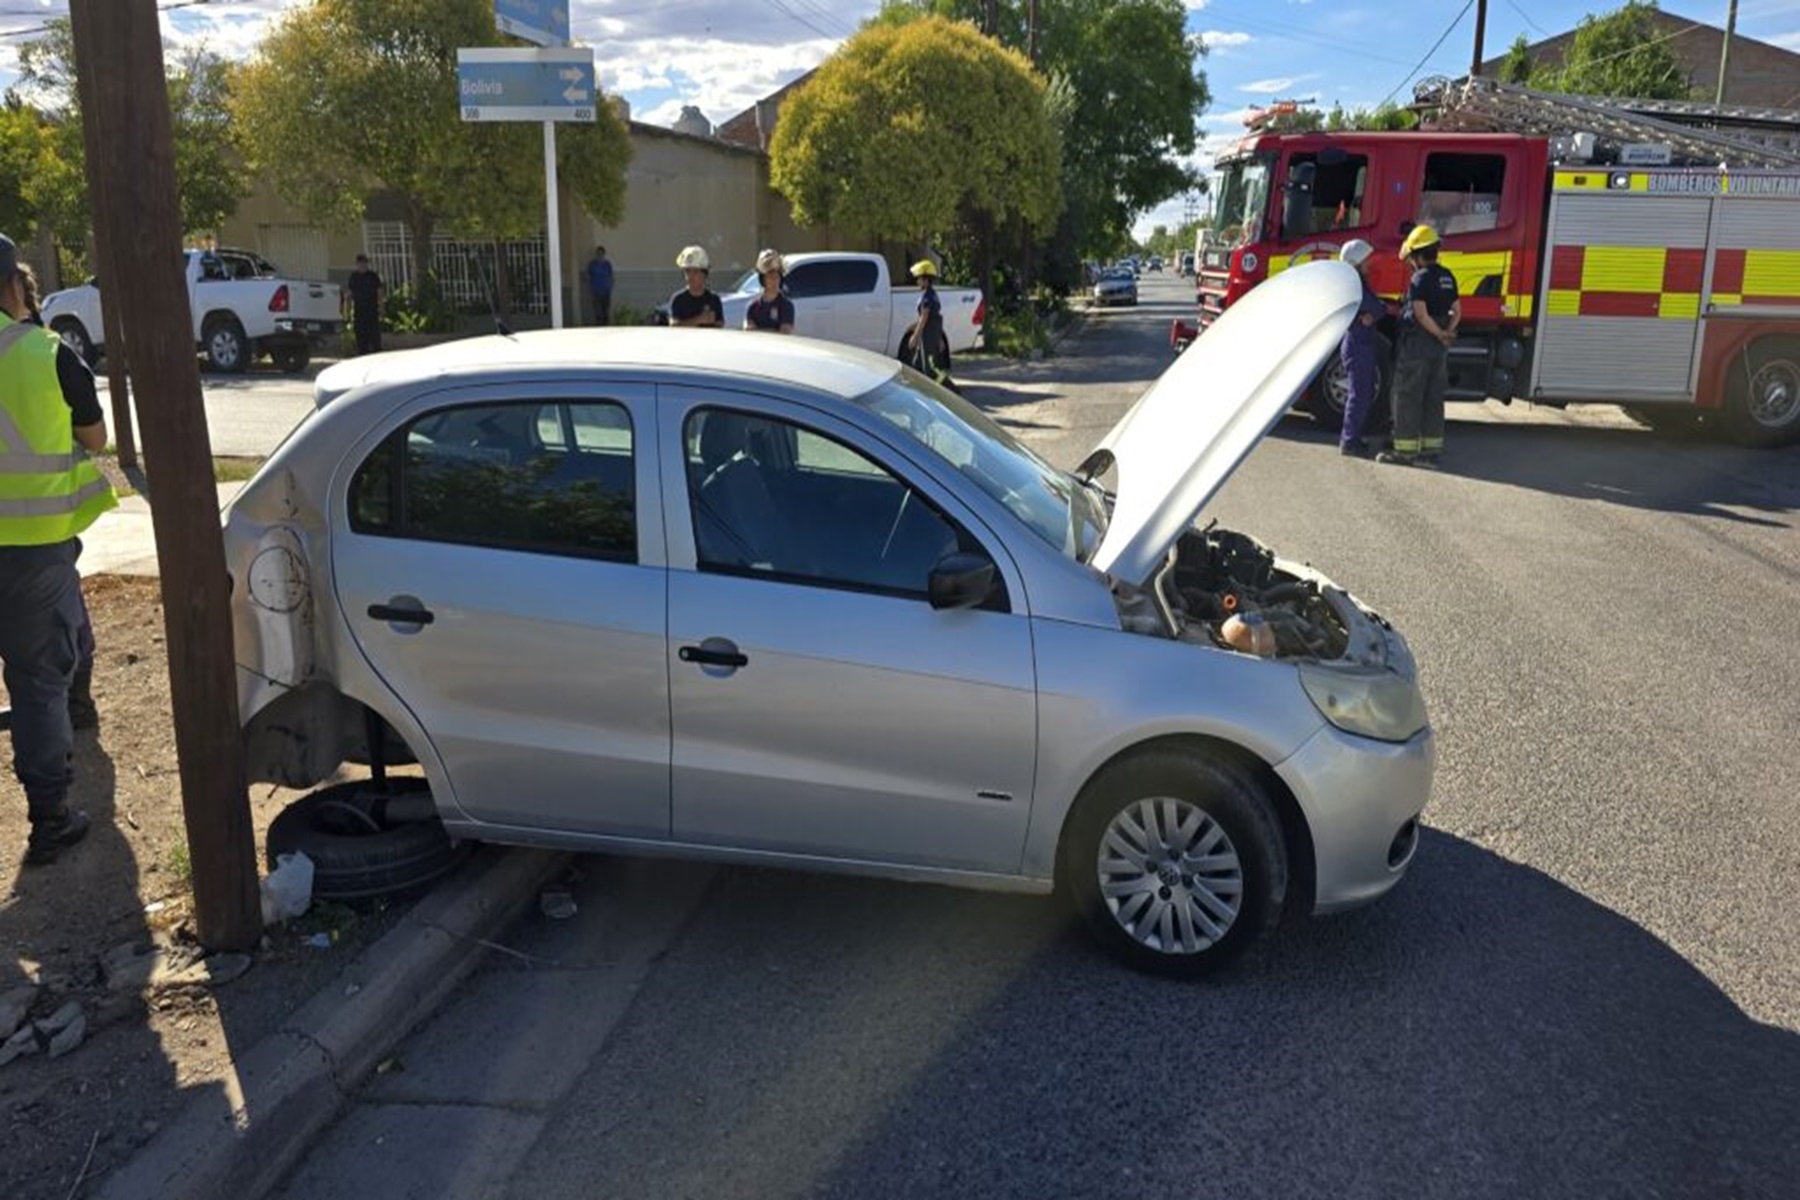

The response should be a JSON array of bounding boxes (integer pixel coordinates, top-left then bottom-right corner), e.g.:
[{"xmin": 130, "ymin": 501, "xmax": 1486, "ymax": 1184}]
[{"xmin": 0, "ymin": 315, "xmax": 116, "ymax": 546}]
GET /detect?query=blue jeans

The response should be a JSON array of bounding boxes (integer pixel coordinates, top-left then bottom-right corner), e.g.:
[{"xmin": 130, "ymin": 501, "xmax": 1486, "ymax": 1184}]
[{"xmin": 0, "ymin": 539, "xmax": 83, "ymax": 818}]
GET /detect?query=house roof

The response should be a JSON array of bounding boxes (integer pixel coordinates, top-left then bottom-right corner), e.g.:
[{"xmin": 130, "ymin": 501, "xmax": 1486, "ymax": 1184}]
[{"xmin": 715, "ymin": 70, "xmax": 820, "ymax": 150}]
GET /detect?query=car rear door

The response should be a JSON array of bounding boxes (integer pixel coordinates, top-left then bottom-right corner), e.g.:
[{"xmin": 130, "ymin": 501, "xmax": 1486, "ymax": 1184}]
[
  {"xmin": 660, "ymin": 387, "xmax": 1038, "ymax": 875},
  {"xmin": 332, "ymin": 379, "xmax": 673, "ymax": 839}
]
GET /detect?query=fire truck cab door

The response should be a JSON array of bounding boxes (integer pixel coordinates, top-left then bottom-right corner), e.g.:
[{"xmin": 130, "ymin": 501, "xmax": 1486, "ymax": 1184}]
[{"xmin": 1531, "ymin": 190, "xmax": 1713, "ymax": 401}]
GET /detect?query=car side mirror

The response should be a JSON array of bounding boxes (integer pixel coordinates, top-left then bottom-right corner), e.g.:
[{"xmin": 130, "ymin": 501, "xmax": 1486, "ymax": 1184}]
[{"xmin": 928, "ymin": 551, "xmax": 998, "ymax": 611}]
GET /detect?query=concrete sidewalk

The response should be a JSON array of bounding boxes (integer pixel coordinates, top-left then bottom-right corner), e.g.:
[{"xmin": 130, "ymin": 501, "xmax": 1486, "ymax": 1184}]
[{"xmin": 80, "ymin": 480, "xmax": 247, "ymax": 578}]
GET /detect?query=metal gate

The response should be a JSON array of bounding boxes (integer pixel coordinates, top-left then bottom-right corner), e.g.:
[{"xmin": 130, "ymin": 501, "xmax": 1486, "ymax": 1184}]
[
  {"xmin": 360, "ymin": 221, "xmax": 549, "ymax": 314},
  {"xmin": 254, "ymin": 224, "xmax": 329, "ymax": 281}
]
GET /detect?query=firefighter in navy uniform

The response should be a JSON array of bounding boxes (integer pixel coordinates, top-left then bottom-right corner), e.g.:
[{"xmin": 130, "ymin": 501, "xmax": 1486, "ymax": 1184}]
[
  {"xmin": 1380, "ymin": 224, "xmax": 1459, "ymax": 468},
  {"xmin": 0, "ymin": 233, "xmax": 117, "ymax": 865},
  {"xmin": 1336, "ymin": 239, "xmax": 1387, "ymax": 458}
]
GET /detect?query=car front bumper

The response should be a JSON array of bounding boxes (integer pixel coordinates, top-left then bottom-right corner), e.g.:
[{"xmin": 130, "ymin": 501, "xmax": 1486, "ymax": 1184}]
[{"xmin": 1275, "ymin": 722, "xmax": 1435, "ymax": 914}]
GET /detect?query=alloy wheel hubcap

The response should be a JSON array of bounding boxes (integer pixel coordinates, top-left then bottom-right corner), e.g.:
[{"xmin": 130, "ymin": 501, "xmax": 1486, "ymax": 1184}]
[
  {"xmin": 1747, "ymin": 359, "xmax": 1800, "ymax": 428},
  {"xmin": 1097, "ymin": 797, "xmax": 1243, "ymax": 955}
]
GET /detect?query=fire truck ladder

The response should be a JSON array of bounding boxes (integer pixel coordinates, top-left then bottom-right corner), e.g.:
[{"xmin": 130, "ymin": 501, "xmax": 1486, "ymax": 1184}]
[{"xmin": 1413, "ymin": 76, "xmax": 1800, "ymax": 169}]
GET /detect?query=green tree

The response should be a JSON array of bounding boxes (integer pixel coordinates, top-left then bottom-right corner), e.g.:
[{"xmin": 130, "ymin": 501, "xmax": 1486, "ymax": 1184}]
[
  {"xmin": 876, "ymin": 1, "xmax": 1209, "ymax": 268},
  {"xmin": 770, "ymin": 14, "xmax": 1061, "ymax": 305},
  {"xmin": 1498, "ymin": 33, "xmax": 1536, "ymax": 84},
  {"xmin": 1534, "ymin": 1, "xmax": 1691, "ymax": 100},
  {"xmin": 233, "ymin": 0, "xmax": 631, "ymax": 294},
  {"xmin": 1324, "ymin": 101, "xmax": 1420, "ymax": 132}
]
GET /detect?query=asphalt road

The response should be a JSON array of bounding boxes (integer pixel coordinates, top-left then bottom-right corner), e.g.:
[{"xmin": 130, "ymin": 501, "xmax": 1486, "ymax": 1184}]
[
  {"xmin": 273, "ymin": 273, "xmax": 1800, "ymax": 1199},
  {"xmin": 96, "ymin": 362, "xmax": 321, "ymax": 459}
]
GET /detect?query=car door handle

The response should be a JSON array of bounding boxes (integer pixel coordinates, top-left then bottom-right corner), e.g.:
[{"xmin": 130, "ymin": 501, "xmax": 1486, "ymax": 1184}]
[
  {"xmin": 679, "ymin": 644, "xmax": 748, "ymax": 669},
  {"xmin": 368, "ymin": 602, "xmax": 434, "ymax": 626}
]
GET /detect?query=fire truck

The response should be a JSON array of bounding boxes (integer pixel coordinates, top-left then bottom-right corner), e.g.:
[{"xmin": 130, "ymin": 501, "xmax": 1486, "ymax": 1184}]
[{"xmin": 1175, "ymin": 78, "xmax": 1800, "ymax": 447}]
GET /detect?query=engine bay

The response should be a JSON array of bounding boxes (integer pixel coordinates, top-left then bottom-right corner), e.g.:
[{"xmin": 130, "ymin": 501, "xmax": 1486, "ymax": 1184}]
[{"xmin": 1117, "ymin": 524, "xmax": 1386, "ymax": 664}]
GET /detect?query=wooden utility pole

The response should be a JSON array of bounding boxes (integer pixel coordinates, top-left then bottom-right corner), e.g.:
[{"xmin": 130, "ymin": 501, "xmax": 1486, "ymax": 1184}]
[
  {"xmin": 1027, "ymin": 0, "xmax": 1039, "ymax": 63},
  {"xmin": 70, "ymin": 0, "xmax": 262, "ymax": 952},
  {"xmin": 983, "ymin": 0, "xmax": 999, "ymax": 37},
  {"xmin": 1470, "ymin": 0, "xmax": 1489, "ymax": 77},
  {"xmin": 1716, "ymin": 0, "xmax": 1739, "ymax": 106},
  {"xmin": 69, "ymin": 14, "xmax": 137, "ymax": 472}
]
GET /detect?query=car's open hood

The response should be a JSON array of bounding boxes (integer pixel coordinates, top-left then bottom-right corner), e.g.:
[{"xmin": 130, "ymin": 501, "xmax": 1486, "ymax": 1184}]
[{"xmin": 1081, "ymin": 261, "xmax": 1360, "ymax": 588}]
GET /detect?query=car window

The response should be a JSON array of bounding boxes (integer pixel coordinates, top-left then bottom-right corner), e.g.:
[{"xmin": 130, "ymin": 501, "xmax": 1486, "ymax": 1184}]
[
  {"xmin": 684, "ymin": 407, "xmax": 978, "ymax": 601},
  {"xmin": 349, "ymin": 399, "xmax": 636, "ymax": 561},
  {"xmin": 784, "ymin": 260, "xmax": 878, "ymax": 299},
  {"xmin": 1283, "ymin": 153, "xmax": 1371, "ymax": 237}
]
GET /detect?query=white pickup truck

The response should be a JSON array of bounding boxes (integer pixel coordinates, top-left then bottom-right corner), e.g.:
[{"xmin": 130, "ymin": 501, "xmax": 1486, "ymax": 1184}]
[
  {"xmin": 718, "ymin": 252, "xmax": 984, "ymax": 358},
  {"xmin": 41, "ymin": 247, "xmax": 343, "ymax": 375}
]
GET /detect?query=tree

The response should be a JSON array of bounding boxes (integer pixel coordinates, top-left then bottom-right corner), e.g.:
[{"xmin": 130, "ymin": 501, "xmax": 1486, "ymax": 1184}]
[
  {"xmin": 233, "ymin": 0, "xmax": 631, "ymax": 295},
  {"xmin": 10, "ymin": 19, "xmax": 248, "ymax": 243},
  {"xmin": 770, "ymin": 15, "xmax": 1061, "ymax": 305},
  {"xmin": 1498, "ymin": 33, "xmax": 1535, "ymax": 84},
  {"xmin": 1324, "ymin": 101, "xmax": 1420, "ymax": 132},
  {"xmin": 1534, "ymin": 1, "xmax": 1691, "ymax": 100},
  {"xmin": 876, "ymin": 1, "xmax": 1209, "ymax": 265}
]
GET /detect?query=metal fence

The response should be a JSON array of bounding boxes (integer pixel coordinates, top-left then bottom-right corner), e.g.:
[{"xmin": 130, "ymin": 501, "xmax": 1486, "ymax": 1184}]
[{"xmin": 361, "ymin": 221, "xmax": 550, "ymax": 314}]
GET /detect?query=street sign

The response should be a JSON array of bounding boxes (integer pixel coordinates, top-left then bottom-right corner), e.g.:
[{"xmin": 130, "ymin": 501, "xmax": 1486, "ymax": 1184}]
[
  {"xmin": 493, "ymin": 0, "xmax": 569, "ymax": 48},
  {"xmin": 457, "ymin": 48, "xmax": 596, "ymax": 123}
]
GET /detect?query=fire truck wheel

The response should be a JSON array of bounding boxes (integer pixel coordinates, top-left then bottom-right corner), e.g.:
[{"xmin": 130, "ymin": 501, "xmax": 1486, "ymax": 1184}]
[
  {"xmin": 1722, "ymin": 338, "xmax": 1800, "ymax": 449},
  {"xmin": 1305, "ymin": 336, "xmax": 1392, "ymax": 433}
]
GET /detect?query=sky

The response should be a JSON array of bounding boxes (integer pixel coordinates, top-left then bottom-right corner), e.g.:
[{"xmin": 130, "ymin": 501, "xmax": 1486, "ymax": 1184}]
[{"xmin": 2, "ymin": 0, "xmax": 1797, "ymax": 241}]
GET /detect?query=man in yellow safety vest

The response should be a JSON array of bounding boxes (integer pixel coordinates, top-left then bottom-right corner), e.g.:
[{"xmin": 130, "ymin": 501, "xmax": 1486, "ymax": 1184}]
[{"xmin": 0, "ymin": 232, "xmax": 116, "ymax": 865}]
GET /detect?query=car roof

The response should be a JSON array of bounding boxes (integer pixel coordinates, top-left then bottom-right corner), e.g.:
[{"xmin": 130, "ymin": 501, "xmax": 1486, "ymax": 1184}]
[{"xmin": 312, "ymin": 328, "xmax": 903, "ymax": 408}]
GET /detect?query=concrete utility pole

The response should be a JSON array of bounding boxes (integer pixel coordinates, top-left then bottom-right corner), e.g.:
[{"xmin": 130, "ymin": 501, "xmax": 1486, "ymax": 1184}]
[
  {"xmin": 1471, "ymin": 0, "xmax": 1489, "ymax": 77},
  {"xmin": 69, "ymin": 33, "xmax": 136, "ymax": 472},
  {"xmin": 70, "ymin": 0, "xmax": 262, "ymax": 952},
  {"xmin": 1716, "ymin": 0, "xmax": 1738, "ymax": 106}
]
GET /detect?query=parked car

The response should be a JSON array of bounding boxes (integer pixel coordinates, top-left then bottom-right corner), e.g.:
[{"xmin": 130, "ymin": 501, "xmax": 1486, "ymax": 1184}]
[
  {"xmin": 719, "ymin": 252, "xmax": 984, "ymax": 359},
  {"xmin": 228, "ymin": 262, "xmax": 1431, "ymax": 977},
  {"xmin": 41, "ymin": 247, "xmax": 342, "ymax": 375},
  {"xmin": 1149, "ymin": 256, "xmax": 1164, "ymax": 272},
  {"xmin": 1093, "ymin": 269, "xmax": 1138, "ymax": 307}
]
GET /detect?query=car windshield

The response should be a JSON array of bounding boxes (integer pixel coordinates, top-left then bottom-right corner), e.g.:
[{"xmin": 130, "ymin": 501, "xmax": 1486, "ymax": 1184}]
[
  {"xmin": 852, "ymin": 373, "xmax": 1105, "ymax": 561},
  {"xmin": 1209, "ymin": 156, "xmax": 1272, "ymax": 247},
  {"xmin": 728, "ymin": 270, "xmax": 761, "ymax": 294}
]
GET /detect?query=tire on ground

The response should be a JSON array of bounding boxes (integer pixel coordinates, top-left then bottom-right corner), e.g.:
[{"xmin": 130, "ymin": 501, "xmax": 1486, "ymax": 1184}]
[
  {"xmin": 266, "ymin": 778, "xmax": 470, "ymax": 903},
  {"xmin": 203, "ymin": 316, "xmax": 250, "ymax": 374},
  {"xmin": 1063, "ymin": 746, "xmax": 1287, "ymax": 979},
  {"xmin": 1720, "ymin": 335, "xmax": 1800, "ymax": 449}
]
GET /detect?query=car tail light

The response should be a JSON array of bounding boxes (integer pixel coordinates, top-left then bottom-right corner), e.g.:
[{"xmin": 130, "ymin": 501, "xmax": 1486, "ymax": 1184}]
[
  {"xmin": 269, "ymin": 285, "xmax": 289, "ymax": 313},
  {"xmin": 972, "ymin": 297, "xmax": 985, "ymax": 327}
]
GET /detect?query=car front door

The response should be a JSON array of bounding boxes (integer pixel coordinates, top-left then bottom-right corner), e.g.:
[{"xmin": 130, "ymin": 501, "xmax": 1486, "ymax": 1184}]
[
  {"xmin": 332, "ymin": 382, "xmax": 672, "ymax": 840},
  {"xmin": 663, "ymin": 390, "xmax": 1038, "ymax": 875}
]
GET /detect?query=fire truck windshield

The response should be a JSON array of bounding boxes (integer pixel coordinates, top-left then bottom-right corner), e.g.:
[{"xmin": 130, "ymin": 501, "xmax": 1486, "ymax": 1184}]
[{"xmin": 1209, "ymin": 156, "xmax": 1272, "ymax": 247}]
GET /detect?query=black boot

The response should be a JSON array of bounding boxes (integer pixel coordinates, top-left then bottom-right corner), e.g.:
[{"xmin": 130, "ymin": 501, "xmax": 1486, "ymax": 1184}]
[
  {"xmin": 69, "ymin": 667, "xmax": 99, "ymax": 731},
  {"xmin": 25, "ymin": 809, "xmax": 91, "ymax": 867}
]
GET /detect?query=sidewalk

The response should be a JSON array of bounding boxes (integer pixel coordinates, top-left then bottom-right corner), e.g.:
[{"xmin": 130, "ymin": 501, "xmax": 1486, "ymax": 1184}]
[{"xmin": 80, "ymin": 480, "xmax": 248, "ymax": 577}]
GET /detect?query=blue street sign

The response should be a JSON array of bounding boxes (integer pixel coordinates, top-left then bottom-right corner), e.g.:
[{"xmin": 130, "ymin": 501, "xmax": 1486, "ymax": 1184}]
[
  {"xmin": 494, "ymin": 0, "xmax": 569, "ymax": 48},
  {"xmin": 457, "ymin": 48, "xmax": 596, "ymax": 122}
]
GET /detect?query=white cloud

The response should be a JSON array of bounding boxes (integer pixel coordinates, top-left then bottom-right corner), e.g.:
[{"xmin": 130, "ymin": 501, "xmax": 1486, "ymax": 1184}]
[
  {"xmin": 1182, "ymin": 0, "xmax": 1211, "ymax": 10},
  {"xmin": 1202, "ymin": 106, "xmax": 1259, "ymax": 130},
  {"xmin": 1198, "ymin": 30, "xmax": 1252, "ymax": 51},
  {"xmin": 1769, "ymin": 30, "xmax": 1800, "ymax": 50},
  {"xmin": 1239, "ymin": 77, "xmax": 1295, "ymax": 94}
]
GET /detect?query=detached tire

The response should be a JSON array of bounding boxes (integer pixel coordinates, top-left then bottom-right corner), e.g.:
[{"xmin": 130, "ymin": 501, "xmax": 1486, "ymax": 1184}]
[
  {"xmin": 1064, "ymin": 748, "xmax": 1286, "ymax": 979},
  {"xmin": 267, "ymin": 778, "xmax": 469, "ymax": 903}
]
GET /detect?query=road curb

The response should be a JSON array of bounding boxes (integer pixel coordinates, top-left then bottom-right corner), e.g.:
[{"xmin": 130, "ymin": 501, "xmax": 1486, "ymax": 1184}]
[
  {"xmin": 95, "ymin": 845, "xmax": 570, "ymax": 1200},
  {"xmin": 1044, "ymin": 306, "xmax": 1089, "ymax": 354}
]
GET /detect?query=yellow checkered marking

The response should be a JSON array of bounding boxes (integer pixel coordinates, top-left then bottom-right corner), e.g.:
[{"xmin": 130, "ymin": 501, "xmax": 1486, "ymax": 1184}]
[
  {"xmin": 1660, "ymin": 293, "xmax": 1700, "ymax": 319},
  {"xmin": 1712, "ymin": 293, "xmax": 1743, "ymax": 307},
  {"xmin": 1580, "ymin": 246, "xmax": 1665, "ymax": 293},
  {"xmin": 1744, "ymin": 249, "xmax": 1800, "ymax": 297},
  {"xmin": 1546, "ymin": 289, "xmax": 1581, "ymax": 317}
]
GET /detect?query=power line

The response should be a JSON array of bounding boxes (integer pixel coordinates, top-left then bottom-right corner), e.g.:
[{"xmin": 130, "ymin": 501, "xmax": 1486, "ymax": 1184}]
[
  {"xmin": 1503, "ymin": 0, "xmax": 1547, "ymax": 36},
  {"xmin": 0, "ymin": 0, "xmax": 212, "ymax": 39},
  {"xmin": 1379, "ymin": 0, "xmax": 1477, "ymax": 108},
  {"xmin": 763, "ymin": 0, "xmax": 838, "ymax": 40}
]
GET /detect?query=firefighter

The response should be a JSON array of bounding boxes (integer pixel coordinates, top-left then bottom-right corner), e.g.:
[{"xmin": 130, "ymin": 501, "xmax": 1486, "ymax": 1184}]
[
  {"xmin": 668, "ymin": 245, "xmax": 724, "ymax": 328},
  {"xmin": 1380, "ymin": 224, "xmax": 1459, "ymax": 468},
  {"xmin": 1337, "ymin": 239, "xmax": 1386, "ymax": 458},
  {"xmin": 0, "ymin": 233, "xmax": 117, "ymax": 865},
  {"xmin": 907, "ymin": 259, "xmax": 954, "ymax": 389},
  {"xmin": 743, "ymin": 249, "xmax": 795, "ymax": 334}
]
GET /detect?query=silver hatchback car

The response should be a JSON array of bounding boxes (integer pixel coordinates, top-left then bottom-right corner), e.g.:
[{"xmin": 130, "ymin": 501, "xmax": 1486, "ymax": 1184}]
[{"xmin": 226, "ymin": 262, "xmax": 1432, "ymax": 976}]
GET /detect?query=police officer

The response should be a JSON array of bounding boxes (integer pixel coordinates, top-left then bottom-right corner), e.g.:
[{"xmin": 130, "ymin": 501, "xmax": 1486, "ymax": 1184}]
[
  {"xmin": 668, "ymin": 245, "xmax": 724, "ymax": 328},
  {"xmin": 0, "ymin": 233, "xmax": 117, "ymax": 865},
  {"xmin": 1337, "ymin": 239, "xmax": 1386, "ymax": 459},
  {"xmin": 743, "ymin": 249, "xmax": 795, "ymax": 334},
  {"xmin": 1380, "ymin": 224, "xmax": 1459, "ymax": 468}
]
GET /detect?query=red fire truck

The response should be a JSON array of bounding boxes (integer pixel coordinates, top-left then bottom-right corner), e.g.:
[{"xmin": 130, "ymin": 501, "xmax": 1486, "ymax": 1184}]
[{"xmin": 1175, "ymin": 94, "xmax": 1800, "ymax": 448}]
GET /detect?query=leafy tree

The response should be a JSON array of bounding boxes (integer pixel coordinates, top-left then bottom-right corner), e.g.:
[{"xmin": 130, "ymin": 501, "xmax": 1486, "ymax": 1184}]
[
  {"xmin": 233, "ymin": 0, "xmax": 631, "ymax": 294},
  {"xmin": 770, "ymin": 14, "xmax": 1061, "ymax": 305},
  {"xmin": 876, "ymin": 1, "xmax": 1209, "ymax": 264},
  {"xmin": 1498, "ymin": 34, "xmax": 1536, "ymax": 84},
  {"xmin": 1258, "ymin": 105, "xmax": 1325, "ymax": 133},
  {"xmin": 1533, "ymin": 1, "xmax": 1691, "ymax": 100},
  {"xmin": 1324, "ymin": 101, "xmax": 1420, "ymax": 132},
  {"xmin": 9, "ymin": 19, "xmax": 249, "ymax": 245}
]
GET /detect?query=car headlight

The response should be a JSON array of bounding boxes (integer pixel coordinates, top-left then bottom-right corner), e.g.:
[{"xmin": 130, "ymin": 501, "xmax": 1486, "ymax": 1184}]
[{"xmin": 1298, "ymin": 664, "xmax": 1428, "ymax": 743}]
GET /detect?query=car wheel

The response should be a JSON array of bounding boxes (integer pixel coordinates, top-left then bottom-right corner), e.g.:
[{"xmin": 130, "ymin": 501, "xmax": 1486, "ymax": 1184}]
[
  {"xmin": 266, "ymin": 778, "xmax": 470, "ymax": 903},
  {"xmin": 1721, "ymin": 337, "xmax": 1800, "ymax": 448},
  {"xmin": 271, "ymin": 345, "xmax": 312, "ymax": 374},
  {"xmin": 51, "ymin": 318, "xmax": 99, "ymax": 368},
  {"xmin": 204, "ymin": 317, "xmax": 250, "ymax": 374},
  {"xmin": 1065, "ymin": 748, "xmax": 1286, "ymax": 978}
]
